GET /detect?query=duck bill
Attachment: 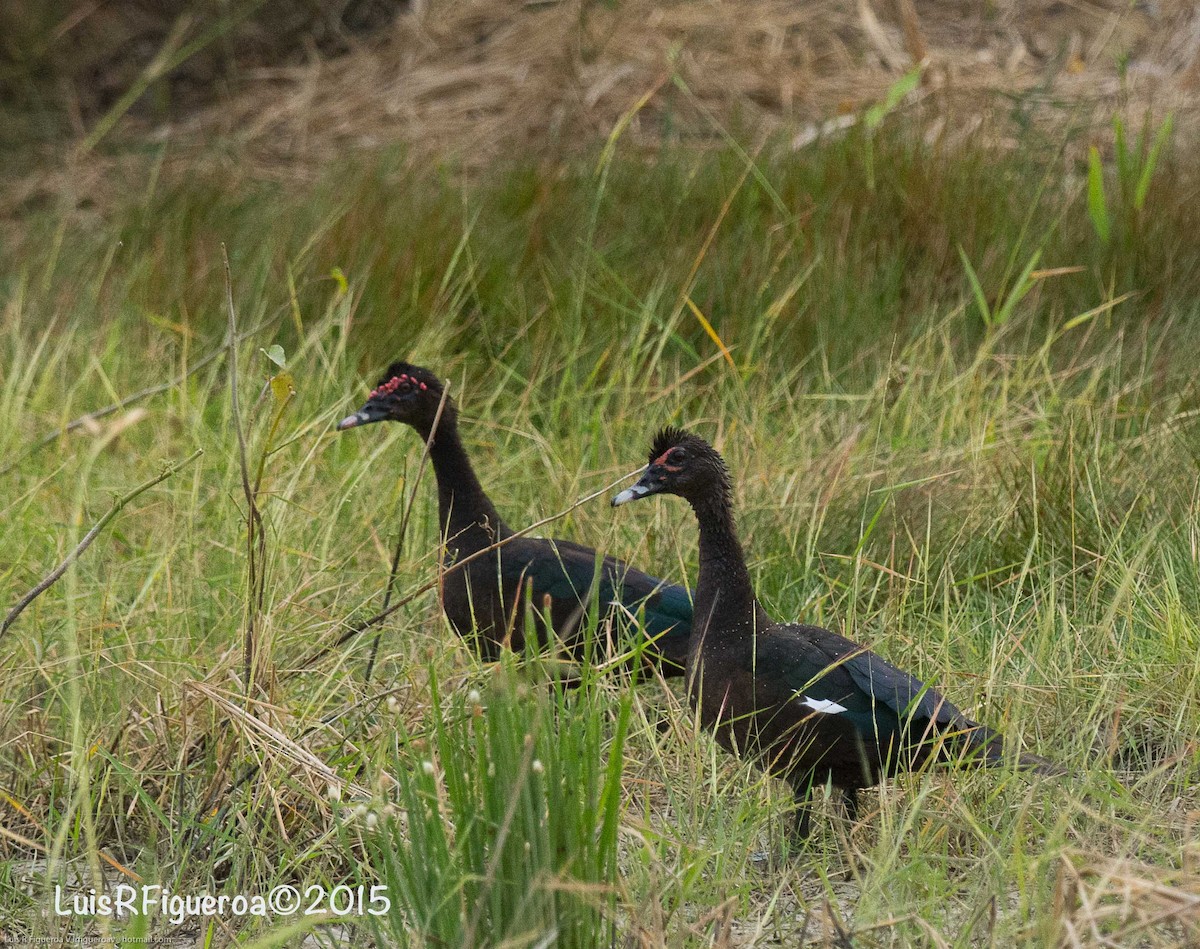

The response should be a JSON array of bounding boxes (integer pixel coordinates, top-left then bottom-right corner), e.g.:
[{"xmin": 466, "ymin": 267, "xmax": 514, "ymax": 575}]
[
  {"xmin": 612, "ymin": 472, "xmax": 663, "ymax": 506},
  {"xmin": 337, "ymin": 401, "xmax": 390, "ymax": 430}
]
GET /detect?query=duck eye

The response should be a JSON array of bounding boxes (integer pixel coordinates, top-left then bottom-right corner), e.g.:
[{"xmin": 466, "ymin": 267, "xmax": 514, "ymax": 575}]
[{"xmin": 669, "ymin": 449, "xmax": 686, "ymax": 464}]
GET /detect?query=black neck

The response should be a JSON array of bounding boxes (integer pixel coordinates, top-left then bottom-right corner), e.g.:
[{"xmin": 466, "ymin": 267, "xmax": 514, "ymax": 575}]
[
  {"xmin": 420, "ymin": 411, "xmax": 511, "ymax": 553},
  {"xmin": 689, "ymin": 490, "xmax": 768, "ymax": 641}
]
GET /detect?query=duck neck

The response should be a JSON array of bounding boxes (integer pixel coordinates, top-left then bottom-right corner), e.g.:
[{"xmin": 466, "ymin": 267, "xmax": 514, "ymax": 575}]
[
  {"xmin": 689, "ymin": 490, "xmax": 768, "ymax": 642},
  {"xmin": 421, "ymin": 411, "xmax": 511, "ymax": 554}
]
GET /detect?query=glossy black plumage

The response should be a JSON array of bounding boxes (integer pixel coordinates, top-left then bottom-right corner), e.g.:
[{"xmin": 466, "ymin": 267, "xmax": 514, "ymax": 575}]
[
  {"xmin": 338, "ymin": 362, "xmax": 692, "ymax": 674},
  {"xmin": 613, "ymin": 429, "xmax": 1063, "ymax": 837}
]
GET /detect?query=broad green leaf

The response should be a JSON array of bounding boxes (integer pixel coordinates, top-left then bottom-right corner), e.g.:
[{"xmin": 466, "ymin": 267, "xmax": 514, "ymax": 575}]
[
  {"xmin": 261, "ymin": 344, "xmax": 286, "ymax": 368},
  {"xmin": 270, "ymin": 371, "xmax": 295, "ymax": 404}
]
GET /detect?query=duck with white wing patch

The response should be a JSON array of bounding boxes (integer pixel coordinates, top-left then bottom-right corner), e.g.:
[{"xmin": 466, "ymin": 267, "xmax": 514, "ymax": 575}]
[{"xmin": 614, "ymin": 426, "xmax": 1065, "ymax": 840}]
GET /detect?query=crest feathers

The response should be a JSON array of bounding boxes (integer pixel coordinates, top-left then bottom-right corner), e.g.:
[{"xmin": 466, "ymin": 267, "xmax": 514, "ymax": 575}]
[{"xmin": 650, "ymin": 426, "xmax": 693, "ymax": 463}]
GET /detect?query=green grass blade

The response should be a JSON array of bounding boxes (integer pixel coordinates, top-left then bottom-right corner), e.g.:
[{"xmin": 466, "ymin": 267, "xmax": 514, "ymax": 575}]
[
  {"xmin": 957, "ymin": 245, "xmax": 993, "ymax": 326},
  {"xmin": 1087, "ymin": 145, "xmax": 1111, "ymax": 243},
  {"xmin": 1134, "ymin": 113, "xmax": 1174, "ymax": 212}
]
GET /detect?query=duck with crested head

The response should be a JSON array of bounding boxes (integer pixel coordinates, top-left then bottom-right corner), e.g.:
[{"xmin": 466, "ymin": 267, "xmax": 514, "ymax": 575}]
[
  {"xmin": 338, "ymin": 362, "xmax": 693, "ymax": 673},
  {"xmin": 613, "ymin": 427, "xmax": 1064, "ymax": 838}
]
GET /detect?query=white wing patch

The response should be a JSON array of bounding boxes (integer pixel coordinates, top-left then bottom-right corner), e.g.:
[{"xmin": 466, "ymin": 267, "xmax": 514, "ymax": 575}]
[{"xmin": 800, "ymin": 696, "xmax": 848, "ymax": 714}]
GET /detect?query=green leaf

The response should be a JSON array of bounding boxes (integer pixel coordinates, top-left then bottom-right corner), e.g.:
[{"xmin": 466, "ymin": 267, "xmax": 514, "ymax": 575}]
[
  {"xmin": 261, "ymin": 344, "xmax": 286, "ymax": 368},
  {"xmin": 864, "ymin": 65, "xmax": 923, "ymax": 130},
  {"xmin": 994, "ymin": 249, "xmax": 1041, "ymax": 327},
  {"xmin": 330, "ymin": 266, "xmax": 349, "ymax": 296},
  {"xmin": 1087, "ymin": 146, "xmax": 1111, "ymax": 244},
  {"xmin": 958, "ymin": 246, "xmax": 992, "ymax": 326},
  {"xmin": 270, "ymin": 371, "xmax": 295, "ymax": 404},
  {"xmin": 1134, "ymin": 113, "xmax": 1173, "ymax": 212}
]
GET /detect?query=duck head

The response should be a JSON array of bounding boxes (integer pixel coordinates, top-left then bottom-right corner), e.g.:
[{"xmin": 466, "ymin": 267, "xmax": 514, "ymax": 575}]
[
  {"xmin": 612, "ymin": 426, "xmax": 730, "ymax": 506},
  {"xmin": 337, "ymin": 362, "xmax": 448, "ymax": 432}
]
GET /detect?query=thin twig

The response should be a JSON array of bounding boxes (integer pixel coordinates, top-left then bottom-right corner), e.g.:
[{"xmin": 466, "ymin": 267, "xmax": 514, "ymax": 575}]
[
  {"xmin": 1, "ymin": 449, "xmax": 203, "ymax": 638},
  {"xmin": 248, "ymin": 375, "xmax": 295, "ymax": 625},
  {"xmin": 364, "ymin": 381, "xmax": 452, "ymax": 684},
  {"xmin": 223, "ymin": 246, "xmax": 252, "ymax": 515},
  {"xmin": 223, "ymin": 246, "xmax": 264, "ymax": 693},
  {"xmin": 294, "ymin": 466, "xmax": 643, "ymax": 673}
]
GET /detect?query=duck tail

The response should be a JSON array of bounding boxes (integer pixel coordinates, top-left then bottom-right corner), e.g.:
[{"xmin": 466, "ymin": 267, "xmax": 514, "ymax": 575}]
[{"xmin": 965, "ymin": 725, "xmax": 1067, "ymax": 777}]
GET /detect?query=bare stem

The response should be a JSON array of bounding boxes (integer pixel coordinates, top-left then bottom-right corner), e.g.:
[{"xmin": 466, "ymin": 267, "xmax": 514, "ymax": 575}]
[{"xmin": 223, "ymin": 245, "xmax": 263, "ymax": 693}]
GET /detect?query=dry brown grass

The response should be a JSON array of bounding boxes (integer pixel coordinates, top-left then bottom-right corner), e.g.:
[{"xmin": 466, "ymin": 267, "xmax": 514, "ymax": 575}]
[
  {"xmin": 127, "ymin": 0, "xmax": 1200, "ymax": 161},
  {"xmin": 1054, "ymin": 849, "xmax": 1200, "ymax": 947},
  {"xmin": 6, "ymin": 0, "xmax": 1200, "ymax": 219}
]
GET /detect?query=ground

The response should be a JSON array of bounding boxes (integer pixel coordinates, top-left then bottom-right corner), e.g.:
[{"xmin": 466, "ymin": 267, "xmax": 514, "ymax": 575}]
[{"xmin": 1, "ymin": 2, "xmax": 1199, "ymax": 946}]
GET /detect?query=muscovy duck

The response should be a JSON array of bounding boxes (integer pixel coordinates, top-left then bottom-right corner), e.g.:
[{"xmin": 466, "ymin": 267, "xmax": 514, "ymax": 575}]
[
  {"xmin": 338, "ymin": 362, "xmax": 692, "ymax": 674},
  {"xmin": 613, "ymin": 427, "xmax": 1062, "ymax": 837}
]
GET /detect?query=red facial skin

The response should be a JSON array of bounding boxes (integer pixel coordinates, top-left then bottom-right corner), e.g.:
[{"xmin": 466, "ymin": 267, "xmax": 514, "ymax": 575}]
[
  {"xmin": 369, "ymin": 373, "xmax": 428, "ymax": 399},
  {"xmin": 651, "ymin": 449, "xmax": 682, "ymax": 475}
]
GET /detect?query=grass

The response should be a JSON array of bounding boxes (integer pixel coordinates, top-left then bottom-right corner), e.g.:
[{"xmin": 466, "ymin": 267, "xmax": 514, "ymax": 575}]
[
  {"xmin": 1, "ymin": 118, "xmax": 1199, "ymax": 945},
  {"xmin": 362, "ymin": 656, "xmax": 630, "ymax": 947}
]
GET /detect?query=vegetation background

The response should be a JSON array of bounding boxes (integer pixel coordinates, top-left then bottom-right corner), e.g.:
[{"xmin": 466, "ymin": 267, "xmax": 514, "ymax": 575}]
[{"xmin": 1, "ymin": 1, "xmax": 1198, "ymax": 945}]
